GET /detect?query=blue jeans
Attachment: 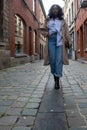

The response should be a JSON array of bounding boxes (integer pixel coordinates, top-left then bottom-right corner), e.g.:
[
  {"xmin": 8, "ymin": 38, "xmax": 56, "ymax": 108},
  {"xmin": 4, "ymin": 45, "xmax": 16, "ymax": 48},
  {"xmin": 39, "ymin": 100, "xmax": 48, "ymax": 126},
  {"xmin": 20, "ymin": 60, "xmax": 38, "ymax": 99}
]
[{"xmin": 48, "ymin": 34, "xmax": 63, "ymax": 77}]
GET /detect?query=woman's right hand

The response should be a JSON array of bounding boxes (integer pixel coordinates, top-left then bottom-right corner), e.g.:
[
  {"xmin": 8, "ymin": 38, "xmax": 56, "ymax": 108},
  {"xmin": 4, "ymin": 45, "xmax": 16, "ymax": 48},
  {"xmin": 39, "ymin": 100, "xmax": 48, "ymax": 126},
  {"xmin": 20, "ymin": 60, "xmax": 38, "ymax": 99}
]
[{"xmin": 46, "ymin": 33, "xmax": 51, "ymax": 38}]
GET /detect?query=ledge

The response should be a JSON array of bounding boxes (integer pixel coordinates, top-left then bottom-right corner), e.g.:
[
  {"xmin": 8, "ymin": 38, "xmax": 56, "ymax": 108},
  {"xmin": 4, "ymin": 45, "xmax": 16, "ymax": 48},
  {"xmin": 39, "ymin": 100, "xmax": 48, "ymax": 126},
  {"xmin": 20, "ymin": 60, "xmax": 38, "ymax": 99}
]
[
  {"xmin": 0, "ymin": 42, "xmax": 6, "ymax": 47},
  {"xmin": 15, "ymin": 53, "xmax": 28, "ymax": 58},
  {"xmin": 77, "ymin": 58, "xmax": 87, "ymax": 64},
  {"xmin": 34, "ymin": 53, "xmax": 39, "ymax": 56},
  {"xmin": 77, "ymin": 49, "xmax": 80, "ymax": 53},
  {"xmin": 84, "ymin": 48, "xmax": 87, "ymax": 52}
]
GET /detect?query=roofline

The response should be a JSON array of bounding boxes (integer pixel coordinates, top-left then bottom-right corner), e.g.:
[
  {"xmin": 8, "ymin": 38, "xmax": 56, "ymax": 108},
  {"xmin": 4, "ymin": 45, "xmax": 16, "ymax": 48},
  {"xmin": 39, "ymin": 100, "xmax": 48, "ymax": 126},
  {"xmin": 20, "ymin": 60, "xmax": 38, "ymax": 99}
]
[{"xmin": 39, "ymin": 0, "xmax": 46, "ymax": 18}]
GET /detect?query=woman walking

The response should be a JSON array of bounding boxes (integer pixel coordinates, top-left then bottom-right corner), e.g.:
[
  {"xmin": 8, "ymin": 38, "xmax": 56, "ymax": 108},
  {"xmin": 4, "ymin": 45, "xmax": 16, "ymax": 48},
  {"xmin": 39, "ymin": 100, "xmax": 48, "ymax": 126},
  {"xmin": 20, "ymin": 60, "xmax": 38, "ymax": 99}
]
[{"xmin": 40, "ymin": 4, "xmax": 72, "ymax": 89}]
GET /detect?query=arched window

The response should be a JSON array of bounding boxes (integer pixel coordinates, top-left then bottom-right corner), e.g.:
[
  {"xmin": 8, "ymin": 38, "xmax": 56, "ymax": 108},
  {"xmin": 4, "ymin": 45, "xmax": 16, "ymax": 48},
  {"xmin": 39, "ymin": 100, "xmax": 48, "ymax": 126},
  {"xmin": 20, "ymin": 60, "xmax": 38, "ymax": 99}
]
[
  {"xmin": 33, "ymin": 0, "xmax": 36, "ymax": 14},
  {"xmin": 85, "ymin": 20, "xmax": 87, "ymax": 48},
  {"xmin": 15, "ymin": 15, "xmax": 24, "ymax": 54},
  {"xmin": 33, "ymin": 30, "xmax": 37, "ymax": 54}
]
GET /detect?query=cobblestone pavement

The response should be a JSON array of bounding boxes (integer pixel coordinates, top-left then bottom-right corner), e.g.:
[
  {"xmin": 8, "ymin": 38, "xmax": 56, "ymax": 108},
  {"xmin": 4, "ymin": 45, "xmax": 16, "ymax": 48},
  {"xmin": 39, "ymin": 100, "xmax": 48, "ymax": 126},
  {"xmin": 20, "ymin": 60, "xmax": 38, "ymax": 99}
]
[
  {"xmin": 0, "ymin": 60, "xmax": 50, "ymax": 130},
  {"xmin": 0, "ymin": 60, "xmax": 87, "ymax": 130},
  {"xmin": 61, "ymin": 60, "xmax": 87, "ymax": 130}
]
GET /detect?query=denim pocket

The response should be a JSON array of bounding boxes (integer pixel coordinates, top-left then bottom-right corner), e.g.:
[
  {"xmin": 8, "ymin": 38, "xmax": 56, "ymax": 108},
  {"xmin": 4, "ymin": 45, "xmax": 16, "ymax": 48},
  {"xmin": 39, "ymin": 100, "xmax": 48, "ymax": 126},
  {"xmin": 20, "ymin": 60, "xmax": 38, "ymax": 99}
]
[{"xmin": 49, "ymin": 34, "xmax": 57, "ymax": 42}]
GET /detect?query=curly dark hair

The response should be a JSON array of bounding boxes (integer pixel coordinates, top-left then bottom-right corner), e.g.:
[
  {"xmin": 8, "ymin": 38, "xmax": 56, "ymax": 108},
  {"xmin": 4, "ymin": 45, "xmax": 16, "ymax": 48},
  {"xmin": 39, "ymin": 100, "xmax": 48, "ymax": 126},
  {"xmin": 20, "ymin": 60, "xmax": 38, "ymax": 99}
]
[{"xmin": 48, "ymin": 4, "xmax": 64, "ymax": 20}]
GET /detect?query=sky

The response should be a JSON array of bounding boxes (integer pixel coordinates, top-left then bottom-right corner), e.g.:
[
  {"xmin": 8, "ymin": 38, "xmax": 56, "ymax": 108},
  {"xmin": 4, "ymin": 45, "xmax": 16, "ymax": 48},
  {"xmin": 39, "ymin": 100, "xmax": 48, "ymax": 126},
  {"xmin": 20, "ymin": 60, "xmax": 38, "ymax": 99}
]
[{"xmin": 42, "ymin": 0, "xmax": 65, "ymax": 15}]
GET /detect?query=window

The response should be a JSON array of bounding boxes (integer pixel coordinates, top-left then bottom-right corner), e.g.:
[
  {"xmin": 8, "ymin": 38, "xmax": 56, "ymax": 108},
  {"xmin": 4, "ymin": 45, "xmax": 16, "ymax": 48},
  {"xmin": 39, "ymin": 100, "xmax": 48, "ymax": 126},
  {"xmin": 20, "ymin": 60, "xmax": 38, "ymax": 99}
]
[
  {"xmin": 33, "ymin": 30, "xmax": 37, "ymax": 54},
  {"xmin": 77, "ymin": 0, "xmax": 80, "ymax": 10},
  {"xmin": 33, "ymin": 0, "xmax": 36, "ymax": 14},
  {"xmin": 85, "ymin": 21, "xmax": 87, "ymax": 48},
  {"xmin": 77, "ymin": 30, "xmax": 80, "ymax": 50},
  {"xmin": 67, "ymin": 14, "xmax": 68, "ymax": 24},
  {"xmin": 71, "ymin": 2, "xmax": 74, "ymax": 22},
  {"xmin": 33, "ymin": 30, "xmax": 35, "ymax": 53},
  {"xmin": 69, "ymin": 9, "xmax": 71, "ymax": 25},
  {"xmin": 15, "ymin": 15, "xmax": 24, "ymax": 54}
]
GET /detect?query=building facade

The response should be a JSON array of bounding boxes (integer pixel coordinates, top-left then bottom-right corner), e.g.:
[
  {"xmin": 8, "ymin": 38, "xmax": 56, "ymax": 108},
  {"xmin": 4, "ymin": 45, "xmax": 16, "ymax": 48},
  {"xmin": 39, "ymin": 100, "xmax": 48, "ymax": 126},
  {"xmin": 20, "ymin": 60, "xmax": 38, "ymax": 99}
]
[
  {"xmin": 75, "ymin": 0, "xmax": 87, "ymax": 61},
  {"xmin": 64, "ymin": 0, "xmax": 76, "ymax": 60},
  {"xmin": 0, "ymin": 0, "xmax": 46, "ymax": 69}
]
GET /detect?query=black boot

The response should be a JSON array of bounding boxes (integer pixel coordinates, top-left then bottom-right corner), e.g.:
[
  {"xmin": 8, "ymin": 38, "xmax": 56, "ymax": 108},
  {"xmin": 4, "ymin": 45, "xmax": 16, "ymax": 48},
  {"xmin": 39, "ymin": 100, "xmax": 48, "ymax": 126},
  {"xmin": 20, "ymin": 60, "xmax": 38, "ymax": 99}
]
[{"xmin": 54, "ymin": 76, "xmax": 60, "ymax": 89}]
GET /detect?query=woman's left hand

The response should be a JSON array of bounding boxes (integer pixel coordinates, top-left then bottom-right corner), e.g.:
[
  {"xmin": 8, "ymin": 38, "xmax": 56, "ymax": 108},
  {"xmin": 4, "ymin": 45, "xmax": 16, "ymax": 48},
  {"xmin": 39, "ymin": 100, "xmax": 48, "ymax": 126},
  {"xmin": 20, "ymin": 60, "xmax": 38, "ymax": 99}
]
[{"xmin": 46, "ymin": 33, "xmax": 51, "ymax": 38}]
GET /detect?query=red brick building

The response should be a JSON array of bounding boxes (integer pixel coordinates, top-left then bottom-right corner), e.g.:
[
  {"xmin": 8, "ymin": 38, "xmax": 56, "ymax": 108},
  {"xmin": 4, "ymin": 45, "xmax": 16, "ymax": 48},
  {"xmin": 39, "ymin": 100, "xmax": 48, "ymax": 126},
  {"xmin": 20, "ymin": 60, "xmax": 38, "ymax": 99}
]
[
  {"xmin": 0, "ymin": 0, "xmax": 46, "ymax": 69},
  {"xmin": 9, "ymin": 0, "xmax": 41, "ymax": 65},
  {"xmin": 75, "ymin": 0, "xmax": 87, "ymax": 61}
]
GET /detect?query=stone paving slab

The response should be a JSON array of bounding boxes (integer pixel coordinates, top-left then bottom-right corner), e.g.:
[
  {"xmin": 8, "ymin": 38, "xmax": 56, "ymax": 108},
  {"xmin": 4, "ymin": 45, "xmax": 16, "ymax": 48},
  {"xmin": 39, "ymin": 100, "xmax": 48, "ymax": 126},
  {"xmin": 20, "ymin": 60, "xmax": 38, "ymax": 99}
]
[
  {"xmin": 0, "ymin": 106, "xmax": 9, "ymax": 114},
  {"xmin": 0, "ymin": 116, "xmax": 18, "ymax": 125},
  {"xmin": 16, "ymin": 116, "xmax": 35, "ymax": 126},
  {"xmin": 68, "ymin": 116, "xmax": 86, "ymax": 127},
  {"xmin": 69, "ymin": 128, "xmax": 87, "ymax": 130},
  {"xmin": 0, "ymin": 126, "xmax": 12, "ymax": 130},
  {"xmin": 12, "ymin": 126, "xmax": 31, "ymax": 130},
  {"xmin": 22, "ymin": 109, "xmax": 38, "ymax": 116},
  {"xmin": 80, "ymin": 109, "xmax": 87, "ymax": 115},
  {"xmin": 33, "ymin": 112, "xmax": 67, "ymax": 130},
  {"xmin": 66, "ymin": 109, "xmax": 81, "ymax": 117},
  {"xmin": 25, "ymin": 103, "xmax": 39, "ymax": 109},
  {"xmin": 6, "ymin": 108, "xmax": 22, "ymax": 115},
  {"xmin": 11, "ymin": 101, "xmax": 26, "ymax": 108}
]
